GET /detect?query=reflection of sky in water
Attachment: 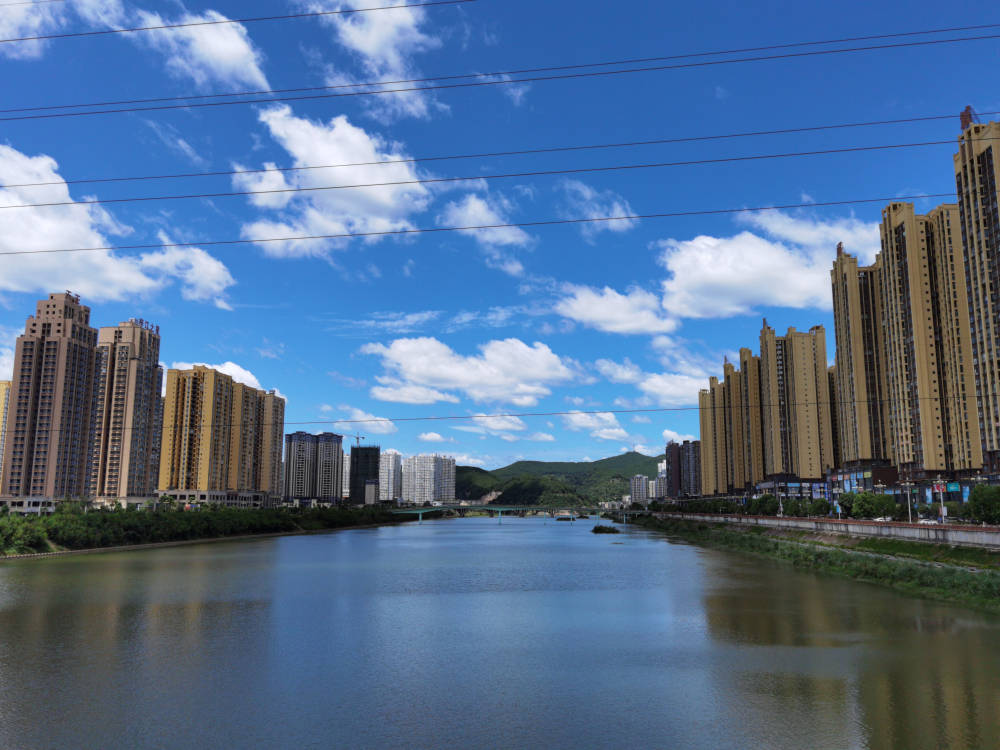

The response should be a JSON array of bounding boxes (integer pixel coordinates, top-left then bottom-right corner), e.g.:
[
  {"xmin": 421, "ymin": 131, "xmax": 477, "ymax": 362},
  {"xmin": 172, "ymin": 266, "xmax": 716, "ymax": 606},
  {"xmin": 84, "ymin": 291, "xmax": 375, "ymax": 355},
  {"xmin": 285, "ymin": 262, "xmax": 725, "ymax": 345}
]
[{"xmin": 1, "ymin": 519, "xmax": 999, "ymax": 749}]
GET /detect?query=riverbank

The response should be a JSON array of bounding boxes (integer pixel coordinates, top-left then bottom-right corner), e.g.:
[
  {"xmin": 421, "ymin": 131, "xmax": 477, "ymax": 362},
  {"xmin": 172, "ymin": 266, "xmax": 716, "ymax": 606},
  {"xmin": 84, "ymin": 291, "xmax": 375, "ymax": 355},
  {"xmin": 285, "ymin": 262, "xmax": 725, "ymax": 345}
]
[
  {"xmin": 633, "ymin": 515, "xmax": 1000, "ymax": 612},
  {"xmin": 0, "ymin": 506, "xmax": 437, "ymax": 560}
]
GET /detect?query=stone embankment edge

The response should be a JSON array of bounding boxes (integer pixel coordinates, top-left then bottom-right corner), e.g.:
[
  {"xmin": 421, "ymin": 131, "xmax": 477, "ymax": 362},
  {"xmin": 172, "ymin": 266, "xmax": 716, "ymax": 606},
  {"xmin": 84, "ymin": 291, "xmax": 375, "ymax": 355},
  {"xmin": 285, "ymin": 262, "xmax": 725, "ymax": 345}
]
[
  {"xmin": 0, "ymin": 522, "xmax": 403, "ymax": 563},
  {"xmin": 659, "ymin": 513, "xmax": 1000, "ymax": 550}
]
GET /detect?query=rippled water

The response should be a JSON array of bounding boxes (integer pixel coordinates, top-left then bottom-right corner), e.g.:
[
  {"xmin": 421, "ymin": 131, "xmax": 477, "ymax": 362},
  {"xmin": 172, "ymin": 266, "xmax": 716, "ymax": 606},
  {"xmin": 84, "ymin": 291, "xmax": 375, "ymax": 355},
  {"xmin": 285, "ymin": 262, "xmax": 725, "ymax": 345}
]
[{"xmin": 1, "ymin": 516, "xmax": 999, "ymax": 749}]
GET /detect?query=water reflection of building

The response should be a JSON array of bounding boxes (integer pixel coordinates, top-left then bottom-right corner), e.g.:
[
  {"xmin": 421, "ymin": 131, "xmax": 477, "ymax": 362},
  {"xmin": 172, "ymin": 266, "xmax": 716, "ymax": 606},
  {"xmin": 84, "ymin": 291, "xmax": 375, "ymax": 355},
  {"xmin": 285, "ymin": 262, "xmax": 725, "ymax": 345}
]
[{"xmin": 699, "ymin": 553, "xmax": 1000, "ymax": 749}]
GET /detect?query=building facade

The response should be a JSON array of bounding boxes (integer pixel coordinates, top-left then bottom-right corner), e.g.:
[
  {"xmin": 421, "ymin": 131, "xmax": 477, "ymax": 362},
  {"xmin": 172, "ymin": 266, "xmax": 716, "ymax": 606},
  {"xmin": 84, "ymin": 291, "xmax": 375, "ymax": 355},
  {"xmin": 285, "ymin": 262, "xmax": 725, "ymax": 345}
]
[
  {"xmin": 87, "ymin": 319, "xmax": 163, "ymax": 502},
  {"xmin": 680, "ymin": 440, "xmax": 701, "ymax": 497},
  {"xmin": 349, "ymin": 446, "xmax": 380, "ymax": 504},
  {"xmin": 157, "ymin": 365, "xmax": 285, "ymax": 505},
  {"xmin": 954, "ymin": 114, "xmax": 1000, "ymax": 472},
  {"xmin": 402, "ymin": 454, "xmax": 456, "ymax": 505},
  {"xmin": 379, "ymin": 450, "xmax": 402, "ymax": 502},
  {"xmin": 629, "ymin": 474, "xmax": 649, "ymax": 504},
  {"xmin": 284, "ymin": 431, "xmax": 343, "ymax": 503},
  {"xmin": 0, "ymin": 381, "xmax": 9, "ymax": 475},
  {"xmin": 1, "ymin": 293, "xmax": 98, "ymax": 498},
  {"xmin": 663, "ymin": 441, "xmax": 681, "ymax": 498}
]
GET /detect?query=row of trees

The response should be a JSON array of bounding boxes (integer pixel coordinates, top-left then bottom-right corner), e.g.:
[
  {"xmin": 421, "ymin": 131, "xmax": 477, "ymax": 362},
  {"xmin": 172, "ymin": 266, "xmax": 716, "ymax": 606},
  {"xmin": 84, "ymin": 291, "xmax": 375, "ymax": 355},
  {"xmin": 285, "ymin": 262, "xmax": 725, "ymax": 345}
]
[
  {"xmin": 652, "ymin": 484, "xmax": 1000, "ymax": 524},
  {"xmin": 0, "ymin": 504, "xmax": 409, "ymax": 556}
]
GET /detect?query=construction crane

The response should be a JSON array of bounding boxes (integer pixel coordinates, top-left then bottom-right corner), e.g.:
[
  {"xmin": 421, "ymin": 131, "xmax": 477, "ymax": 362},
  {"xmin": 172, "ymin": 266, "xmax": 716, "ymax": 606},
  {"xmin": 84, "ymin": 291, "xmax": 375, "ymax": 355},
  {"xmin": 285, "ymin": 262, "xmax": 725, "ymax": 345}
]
[{"xmin": 352, "ymin": 432, "xmax": 366, "ymax": 447}]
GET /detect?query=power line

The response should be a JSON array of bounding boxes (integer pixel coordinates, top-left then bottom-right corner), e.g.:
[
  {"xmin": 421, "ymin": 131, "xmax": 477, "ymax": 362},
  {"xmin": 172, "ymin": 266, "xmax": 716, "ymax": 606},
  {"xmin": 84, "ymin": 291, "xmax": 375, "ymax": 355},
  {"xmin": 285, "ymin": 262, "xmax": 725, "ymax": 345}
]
[
  {"xmin": 0, "ymin": 139, "xmax": 971, "ymax": 211},
  {"xmin": 0, "ymin": 192, "xmax": 957, "ymax": 256},
  {"xmin": 13, "ymin": 394, "xmax": 982, "ymax": 434},
  {"xmin": 0, "ymin": 0, "xmax": 474, "ymax": 44},
  {"xmin": 8, "ymin": 111, "xmax": 997, "ymax": 191},
  {"xmin": 6, "ymin": 20, "xmax": 1000, "ymax": 116},
  {"xmin": 0, "ymin": 0, "xmax": 65, "ymax": 7},
  {"xmin": 4, "ymin": 31, "xmax": 1000, "ymax": 122}
]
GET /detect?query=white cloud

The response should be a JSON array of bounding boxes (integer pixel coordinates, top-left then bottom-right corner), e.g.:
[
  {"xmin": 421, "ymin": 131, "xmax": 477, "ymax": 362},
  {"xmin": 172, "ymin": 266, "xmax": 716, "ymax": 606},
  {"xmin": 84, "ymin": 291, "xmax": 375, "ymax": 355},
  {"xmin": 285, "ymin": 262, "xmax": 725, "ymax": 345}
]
[
  {"xmin": 133, "ymin": 9, "xmax": 269, "ymax": 90},
  {"xmin": 169, "ymin": 361, "xmax": 262, "ymax": 389},
  {"xmin": 528, "ymin": 432, "xmax": 555, "ymax": 442},
  {"xmin": 331, "ymin": 405, "xmax": 398, "ymax": 434},
  {"xmin": 140, "ymin": 234, "xmax": 236, "ymax": 310},
  {"xmin": 663, "ymin": 428, "xmax": 696, "ymax": 443},
  {"xmin": 561, "ymin": 411, "xmax": 629, "ymax": 441},
  {"xmin": 595, "ymin": 358, "xmax": 643, "ymax": 384},
  {"xmin": 370, "ymin": 380, "xmax": 459, "ymax": 404},
  {"xmin": 636, "ymin": 372, "xmax": 706, "ymax": 407},
  {"xmin": 438, "ymin": 193, "xmax": 530, "ymax": 276},
  {"xmin": 305, "ymin": 0, "xmax": 441, "ymax": 120},
  {"xmin": 656, "ymin": 210, "xmax": 880, "ymax": 318},
  {"xmin": 324, "ymin": 310, "xmax": 442, "ymax": 335},
  {"xmin": 73, "ymin": 0, "xmax": 128, "ymax": 28},
  {"xmin": 361, "ymin": 337, "xmax": 576, "ymax": 406},
  {"xmin": 558, "ymin": 179, "xmax": 637, "ymax": 240},
  {"xmin": 0, "ymin": 3, "xmax": 63, "ymax": 58},
  {"xmin": 0, "ymin": 144, "xmax": 230, "ymax": 307},
  {"xmin": 144, "ymin": 121, "xmax": 207, "ymax": 167},
  {"xmin": 239, "ymin": 106, "xmax": 432, "ymax": 258},
  {"xmin": 418, "ymin": 431, "xmax": 452, "ymax": 443},
  {"xmin": 451, "ymin": 453, "xmax": 486, "ymax": 467},
  {"xmin": 0, "ymin": 325, "xmax": 17, "ymax": 379},
  {"xmin": 232, "ymin": 163, "xmax": 293, "ymax": 209},
  {"xmin": 632, "ymin": 415, "xmax": 651, "ymax": 423},
  {"xmin": 555, "ymin": 285, "xmax": 677, "ymax": 335},
  {"xmin": 633, "ymin": 444, "xmax": 661, "ymax": 456}
]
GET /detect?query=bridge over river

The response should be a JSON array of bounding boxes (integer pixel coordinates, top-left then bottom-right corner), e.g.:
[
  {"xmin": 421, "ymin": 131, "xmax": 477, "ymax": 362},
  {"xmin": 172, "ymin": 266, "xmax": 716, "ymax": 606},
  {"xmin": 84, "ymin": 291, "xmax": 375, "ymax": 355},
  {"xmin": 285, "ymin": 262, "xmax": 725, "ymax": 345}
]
[{"xmin": 391, "ymin": 505, "xmax": 642, "ymax": 524}]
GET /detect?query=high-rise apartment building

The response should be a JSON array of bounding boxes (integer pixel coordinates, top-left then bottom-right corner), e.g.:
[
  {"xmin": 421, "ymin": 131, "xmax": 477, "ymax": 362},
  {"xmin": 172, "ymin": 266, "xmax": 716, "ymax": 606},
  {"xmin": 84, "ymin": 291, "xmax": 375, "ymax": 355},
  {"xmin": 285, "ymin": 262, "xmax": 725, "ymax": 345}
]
[
  {"xmin": 284, "ymin": 431, "xmax": 343, "ymax": 502},
  {"xmin": 878, "ymin": 202, "xmax": 980, "ymax": 478},
  {"xmin": 629, "ymin": 474, "xmax": 649, "ymax": 504},
  {"xmin": 830, "ymin": 245, "xmax": 888, "ymax": 467},
  {"xmin": 284, "ymin": 431, "xmax": 318, "ymax": 499},
  {"xmin": 698, "ymin": 376, "xmax": 728, "ymax": 496},
  {"xmin": 680, "ymin": 440, "xmax": 701, "ymax": 497},
  {"xmin": 663, "ymin": 441, "xmax": 681, "ymax": 498},
  {"xmin": 316, "ymin": 433, "xmax": 343, "ymax": 502},
  {"xmin": 1, "ymin": 293, "xmax": 97, "ymax": 498},
  {"xmin": 402, "ymin": 454, "xmax": 456, "ymax": 504},
  {"xmin": 0, "ymin": 380, "xmax": 10, "ymax": 474},
  {"xmin": 342, "ymin": 452, "xmax": 350, "ymax": 499},
  {"xmin": 87, "ymin": 319, "xmax": 163, "ymax": 502},
  {"xmin": 379, "ymin": 450, "xmax": 402, "ymax": 502},
  {"xmin": 158, "ymin": 365, "xmax": 285, "ymax": 506},
  {"xmin": 955, "ymin": 113, "xmax": 1000, "ymax": 472},
  {"xmin": 760, "ymin": 322, "xmax": 835, "ymax": 482},
  {"xmin": 349, "ymin": 446, "xmax": 380, "ymax": 504}
]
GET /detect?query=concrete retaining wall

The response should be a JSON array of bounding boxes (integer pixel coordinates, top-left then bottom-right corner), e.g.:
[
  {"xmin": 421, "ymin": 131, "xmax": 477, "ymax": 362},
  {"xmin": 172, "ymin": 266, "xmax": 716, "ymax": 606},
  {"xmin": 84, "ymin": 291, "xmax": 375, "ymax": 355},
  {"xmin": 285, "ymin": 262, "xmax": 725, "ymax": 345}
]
[{"xmin": 663, "ymin": 513, "xmax": 1000, "ymax": 550}]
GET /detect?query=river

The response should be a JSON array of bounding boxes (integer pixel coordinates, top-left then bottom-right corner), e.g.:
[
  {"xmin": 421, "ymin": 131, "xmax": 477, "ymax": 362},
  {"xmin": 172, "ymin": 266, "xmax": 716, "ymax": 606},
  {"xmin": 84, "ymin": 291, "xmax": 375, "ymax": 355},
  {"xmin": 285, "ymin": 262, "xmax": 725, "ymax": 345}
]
[{"xmin": 1, "ymin": 516, "xmax": 999, "ymax": 749}]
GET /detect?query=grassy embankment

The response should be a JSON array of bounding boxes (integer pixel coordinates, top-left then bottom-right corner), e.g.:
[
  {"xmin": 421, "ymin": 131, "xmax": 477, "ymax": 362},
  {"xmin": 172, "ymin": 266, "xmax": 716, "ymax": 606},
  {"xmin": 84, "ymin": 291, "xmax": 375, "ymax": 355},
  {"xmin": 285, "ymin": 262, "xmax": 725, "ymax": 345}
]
[
  {"xmin": 633, "ymin": 515, "xmax": 1000, "ymax": 612},
  {"xmin": 0, "ymin": 505, "xmax": 431, "ymax": 558}
]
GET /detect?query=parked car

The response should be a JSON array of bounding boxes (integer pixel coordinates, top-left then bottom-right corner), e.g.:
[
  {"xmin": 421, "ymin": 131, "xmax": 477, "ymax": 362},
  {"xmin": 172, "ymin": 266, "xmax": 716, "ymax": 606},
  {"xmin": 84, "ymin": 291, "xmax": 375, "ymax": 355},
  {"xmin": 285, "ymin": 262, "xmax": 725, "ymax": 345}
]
[{"xmin": 918, "ymin": 518, "xmax": 940, "ymax": 525}]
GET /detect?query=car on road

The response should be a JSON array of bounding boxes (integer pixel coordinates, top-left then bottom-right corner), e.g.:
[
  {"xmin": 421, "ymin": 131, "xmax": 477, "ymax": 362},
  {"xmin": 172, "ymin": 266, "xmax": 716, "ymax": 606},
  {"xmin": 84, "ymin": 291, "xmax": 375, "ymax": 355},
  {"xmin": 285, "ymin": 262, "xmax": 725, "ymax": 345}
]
[{"xmin": 918, "ymin": 518, "xmax": 941, "ymax": 525}]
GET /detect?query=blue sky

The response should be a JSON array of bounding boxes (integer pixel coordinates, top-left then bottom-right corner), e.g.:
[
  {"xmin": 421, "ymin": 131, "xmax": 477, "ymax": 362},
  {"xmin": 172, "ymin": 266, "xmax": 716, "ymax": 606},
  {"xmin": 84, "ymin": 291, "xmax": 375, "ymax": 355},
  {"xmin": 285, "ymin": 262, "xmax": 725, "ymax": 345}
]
[{"xmin": 0, "ymin": 0, "xmax": 997, "ymax": 468}]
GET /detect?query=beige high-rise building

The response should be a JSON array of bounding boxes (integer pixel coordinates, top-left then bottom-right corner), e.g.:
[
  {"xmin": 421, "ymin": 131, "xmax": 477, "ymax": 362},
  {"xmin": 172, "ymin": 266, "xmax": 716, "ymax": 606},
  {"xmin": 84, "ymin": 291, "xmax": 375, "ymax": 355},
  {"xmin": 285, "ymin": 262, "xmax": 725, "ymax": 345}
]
[
  {"xmin": 0, "ymin": 380, "xmax": 10, "ymax": 474},
  {"xmin": 830, "ymin": 245, "xmax": 889, "ymax": 466},
  {"xmin": 760, "ymin": 322, "xmax": 834, "ymax": 481},
  {"xmin": 698, "ymin": 376, "xmax": 728, "ymax": 495},
  {"xmin": 738, "ymin": 347, "xmax": 766, "ymax": 488},
  {"xmin": 878, "ymin": 202, "xmax": 980, "ymax": 478},
  {"xmin": 87, "ymin": 319, "xmax": 163, "ymax": 502},
  {"xmin": 158, "ymin": 365, "xmax": 285, "ymax": 504},
  {"xmin": 1, "ymin": 294, "xmax": 97, "ymax": 498},
  {"xmin": 954, "ymin": 113, "xmax": 1000, "ymax": 472}
]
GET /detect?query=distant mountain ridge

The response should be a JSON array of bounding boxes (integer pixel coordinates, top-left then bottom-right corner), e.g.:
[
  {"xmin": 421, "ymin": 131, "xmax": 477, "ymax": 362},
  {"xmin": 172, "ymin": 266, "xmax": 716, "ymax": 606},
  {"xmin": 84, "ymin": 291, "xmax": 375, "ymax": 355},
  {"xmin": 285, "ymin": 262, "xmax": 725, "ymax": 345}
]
[{"xmin": 455, "ymin": 452, "xmax": 663, "ymax": 504}]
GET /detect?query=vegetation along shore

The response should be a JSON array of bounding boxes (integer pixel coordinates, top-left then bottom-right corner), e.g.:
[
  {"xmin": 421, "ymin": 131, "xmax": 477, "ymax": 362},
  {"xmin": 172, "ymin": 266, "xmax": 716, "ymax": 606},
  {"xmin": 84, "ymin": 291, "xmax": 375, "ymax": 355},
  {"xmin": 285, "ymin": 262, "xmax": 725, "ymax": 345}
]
[
  {"xmin": 632, "ymin": 515, "xmax": 1000, "ymax": 613},
  {"xmin": 0, "ymin": 505, "xmax": 430, "ymax": 559}
]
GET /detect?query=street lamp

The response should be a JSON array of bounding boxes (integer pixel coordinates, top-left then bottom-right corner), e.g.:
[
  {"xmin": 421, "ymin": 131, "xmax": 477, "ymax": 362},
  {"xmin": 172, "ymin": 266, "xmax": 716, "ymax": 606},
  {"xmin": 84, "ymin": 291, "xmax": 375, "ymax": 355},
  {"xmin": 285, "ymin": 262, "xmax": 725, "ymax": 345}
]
[
  {"xmin": 936, "ymin": 474, "xmax": 946, "ymax": 522},
  {"xmin": 900, "ymin": 480, "xmax": 913, "ymax": 523}
]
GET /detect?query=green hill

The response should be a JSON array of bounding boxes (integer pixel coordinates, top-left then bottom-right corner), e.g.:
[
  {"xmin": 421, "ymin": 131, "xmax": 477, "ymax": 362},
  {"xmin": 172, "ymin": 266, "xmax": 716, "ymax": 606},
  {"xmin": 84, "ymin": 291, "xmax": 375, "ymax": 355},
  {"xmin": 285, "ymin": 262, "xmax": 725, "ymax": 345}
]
[
  {"xmin": 456, "ymin": 452, "xmax": 663, "ymax": 504},
  {"xmin": 491, "ymin": 476, "xmax": 584, "ymax": 506},
  {"xmin": 455, "ymin": 466, "xmax": 500, "ymax": 500}
]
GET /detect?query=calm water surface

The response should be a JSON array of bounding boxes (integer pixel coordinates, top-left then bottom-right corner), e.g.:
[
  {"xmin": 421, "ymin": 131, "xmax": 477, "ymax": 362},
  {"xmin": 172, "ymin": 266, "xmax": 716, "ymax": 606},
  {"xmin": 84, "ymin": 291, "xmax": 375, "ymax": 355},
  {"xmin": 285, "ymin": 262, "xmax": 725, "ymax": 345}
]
[{"xmin": 2, "ymin": 517, "xmax": 999, "ymax": 749}]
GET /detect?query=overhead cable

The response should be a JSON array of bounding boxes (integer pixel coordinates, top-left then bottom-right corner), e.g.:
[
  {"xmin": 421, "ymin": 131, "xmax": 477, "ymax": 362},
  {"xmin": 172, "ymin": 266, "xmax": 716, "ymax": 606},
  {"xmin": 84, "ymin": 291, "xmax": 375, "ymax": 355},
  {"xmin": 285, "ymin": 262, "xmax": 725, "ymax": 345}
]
[
  {"xmin": 3, "ymin": 31, "xmax": 1000, "ymax": 122},
  {"xmin": 0, "ymin": 139, "xmax": 971, "ymax": 210},
  {"xmin": 0, "ymin": 192, "xmax": 956, "ymax": 256},
  {"xmin": 0, "ymin": 0, "xmax": 474, "ymax": 44}
]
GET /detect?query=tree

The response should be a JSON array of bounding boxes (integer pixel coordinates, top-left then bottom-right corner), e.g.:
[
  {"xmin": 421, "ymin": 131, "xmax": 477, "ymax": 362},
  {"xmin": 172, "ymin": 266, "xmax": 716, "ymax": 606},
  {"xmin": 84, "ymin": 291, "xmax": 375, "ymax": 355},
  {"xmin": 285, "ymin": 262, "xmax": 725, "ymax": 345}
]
[{"xmin": 968, "ymin": 485, "xmax": 1000, "ymax": 525}]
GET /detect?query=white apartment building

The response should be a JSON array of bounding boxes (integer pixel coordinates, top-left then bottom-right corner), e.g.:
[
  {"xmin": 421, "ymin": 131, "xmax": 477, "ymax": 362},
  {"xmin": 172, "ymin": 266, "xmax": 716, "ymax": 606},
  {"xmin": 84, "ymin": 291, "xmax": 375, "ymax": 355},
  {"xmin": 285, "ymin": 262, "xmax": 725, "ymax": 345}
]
[
  {"xmin": 402, "ymin": 454, "xmax": 456, "ymax": 504},
  {"xmin": 630, "ymin": 475, "xmax": 649, "ymax": 504},
  {"xmin": 379, "ymin": 450, "xmax": 403, "ymax": 502}
]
